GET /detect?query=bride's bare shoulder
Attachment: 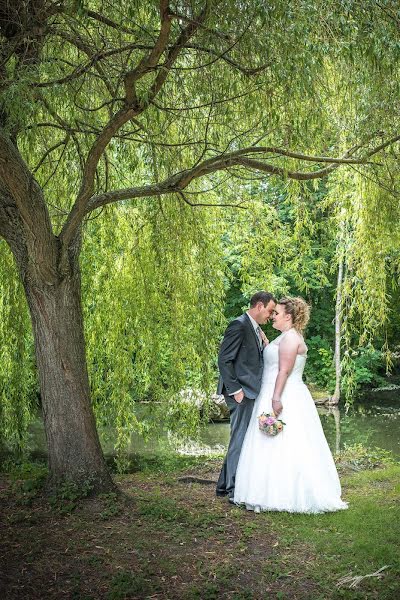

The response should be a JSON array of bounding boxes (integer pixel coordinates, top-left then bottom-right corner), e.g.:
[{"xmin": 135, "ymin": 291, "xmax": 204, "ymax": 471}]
[
  {"xmin": 280, "ymin": 329, "xmax": 305, "ymax": 351},
  {"xmin": 284, "ymin": 328, "xmax": 303, "ymax": 342},
  {"xmin": 287, "ymin": 329, "xmax": 308, "ymax": 354}
]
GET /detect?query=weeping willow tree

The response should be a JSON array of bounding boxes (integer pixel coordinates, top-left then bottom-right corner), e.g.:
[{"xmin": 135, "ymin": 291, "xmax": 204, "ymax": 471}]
[
  {"xmin": 0, "ymin": 0, "xmax": 399, "ymax": 490},
  {"xmin": 325, "ymin": 162, "xmax": 400, "ymax": 401}
]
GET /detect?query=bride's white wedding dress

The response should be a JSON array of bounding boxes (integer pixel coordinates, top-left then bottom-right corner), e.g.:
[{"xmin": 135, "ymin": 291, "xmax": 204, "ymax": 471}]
[{"xmin": 234, "ymin": 331, "xmax": 348, "ymax": 513}]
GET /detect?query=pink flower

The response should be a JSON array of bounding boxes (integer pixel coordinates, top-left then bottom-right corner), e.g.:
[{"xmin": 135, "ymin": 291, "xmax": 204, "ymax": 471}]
[{"xmin": 266, "ymin": 417, "xmax": 276, "ymax": 425}]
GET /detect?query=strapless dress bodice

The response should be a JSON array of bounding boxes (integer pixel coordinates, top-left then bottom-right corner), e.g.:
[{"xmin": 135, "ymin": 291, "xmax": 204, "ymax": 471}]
[{"xmin": 261, "ymin": 336, "xmax": 307, "ymax": 385}]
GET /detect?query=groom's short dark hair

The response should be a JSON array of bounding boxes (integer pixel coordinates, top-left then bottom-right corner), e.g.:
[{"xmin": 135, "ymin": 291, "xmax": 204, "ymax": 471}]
[{"xmin": 250, "ymin": 291, "xmax": 276, "ymax": 307}]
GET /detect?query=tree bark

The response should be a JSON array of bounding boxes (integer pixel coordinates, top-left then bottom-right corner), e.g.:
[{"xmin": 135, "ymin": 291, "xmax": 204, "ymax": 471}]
[
  {"xmin": 0, "ymin": 129, "xmax": 113, "ymax": 493},
  {"xmin": 22, "ymin": 254, "xmax": 114, "ymax": 492}
]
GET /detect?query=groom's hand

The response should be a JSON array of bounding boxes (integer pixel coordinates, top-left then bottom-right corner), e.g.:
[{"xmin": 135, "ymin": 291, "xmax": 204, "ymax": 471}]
[{"xmin": 234, "ymin": 390, "xmax": 244, "ymax": 403}]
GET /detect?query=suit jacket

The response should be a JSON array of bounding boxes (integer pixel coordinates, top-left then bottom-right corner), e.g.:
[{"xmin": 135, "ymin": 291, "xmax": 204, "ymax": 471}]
[{"xmin": 217, "ymin": 313, "xmax": 264, "ymax": 399}]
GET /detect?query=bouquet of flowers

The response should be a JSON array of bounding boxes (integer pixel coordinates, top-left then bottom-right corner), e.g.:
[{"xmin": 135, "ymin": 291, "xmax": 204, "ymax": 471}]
[{"xmin": 258, "ymin": 411, "xmax": 285, "ymax": 436}]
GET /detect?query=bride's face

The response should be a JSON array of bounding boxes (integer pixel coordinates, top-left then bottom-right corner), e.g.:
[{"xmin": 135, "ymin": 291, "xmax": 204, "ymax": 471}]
[{"xmin": 272, "ymin": 304, "xmax": 292, "ymax": 331}]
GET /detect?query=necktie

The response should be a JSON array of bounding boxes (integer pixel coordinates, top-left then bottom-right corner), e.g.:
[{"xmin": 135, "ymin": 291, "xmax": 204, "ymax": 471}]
[{"xmin": 256, "ymin": 326, "xmax": 263, "ymax": 349}]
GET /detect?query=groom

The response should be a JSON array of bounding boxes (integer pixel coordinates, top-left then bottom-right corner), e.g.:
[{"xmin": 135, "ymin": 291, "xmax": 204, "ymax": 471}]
[{"xmin": 216, "ymin": 291, "xmax": 276, "ymax": 502}]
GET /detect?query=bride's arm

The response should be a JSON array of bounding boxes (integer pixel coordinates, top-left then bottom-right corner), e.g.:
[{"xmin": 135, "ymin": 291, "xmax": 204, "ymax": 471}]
[{"xmin": 271, "ymin": 333, "xmax": 300, "ymax": 416}]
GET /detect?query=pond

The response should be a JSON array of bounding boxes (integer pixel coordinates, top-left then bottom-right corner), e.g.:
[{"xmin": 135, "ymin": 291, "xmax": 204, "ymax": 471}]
[
  {"xmin": 201, "ymin": 397, "xmax": 400, "ymax": 459},
  {"xmin": 25, "ymin": 390, "xmax": 400, "ymax": 461}
]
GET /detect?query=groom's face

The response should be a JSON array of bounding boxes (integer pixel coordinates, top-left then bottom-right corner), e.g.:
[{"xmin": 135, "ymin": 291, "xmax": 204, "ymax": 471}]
[{"xmin": 257, "ymin": 300, "xmax": 276, "ymax": 324}]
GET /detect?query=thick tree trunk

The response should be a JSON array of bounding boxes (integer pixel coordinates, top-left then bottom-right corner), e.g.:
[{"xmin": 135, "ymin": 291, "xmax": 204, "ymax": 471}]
[
  {"xmin": 23, "ymin": 260, "xmax": 114, "ymax": 492},
  {"xmin": 0, "ymin": 131, "xmax": 114, "ymax": 493}
]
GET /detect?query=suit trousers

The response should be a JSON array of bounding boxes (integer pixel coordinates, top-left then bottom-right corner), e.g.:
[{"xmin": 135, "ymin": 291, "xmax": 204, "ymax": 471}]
[{"xmin": 216, "ymin": 395, "xmax": 254, "ymax": 498}]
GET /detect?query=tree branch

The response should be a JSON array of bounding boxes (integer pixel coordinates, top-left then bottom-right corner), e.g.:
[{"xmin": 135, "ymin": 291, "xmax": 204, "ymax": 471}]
[
  {"xmin": 123, "ymin": 0, "xmax": 173, "ymax": 104},
  {"xmin": 150, "ymin": 85, "xmax": 263, "ymax": 112},
  {"xmin": 149, "ymin": 2, "xmax": 210, "ymax": 99},
  {"xmin": 59, "ymin": 1, "xmax": 209, "ymax": 251},
  {"xmin": 182, "ymin": 43, "xmax": 270, "ymax": 75},
  {"xmin": 85, "ymin": 136, "xmax": 400, "ymax": 214},
  {"xmin": 33, "ymin": 136, "xmax": 69, "ymax": 174}
]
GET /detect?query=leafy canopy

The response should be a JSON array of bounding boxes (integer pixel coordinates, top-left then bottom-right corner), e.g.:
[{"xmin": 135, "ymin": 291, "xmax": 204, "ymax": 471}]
[{"xmin": 1, "ymin": 0, "xmax": 399, "ymax": 449}]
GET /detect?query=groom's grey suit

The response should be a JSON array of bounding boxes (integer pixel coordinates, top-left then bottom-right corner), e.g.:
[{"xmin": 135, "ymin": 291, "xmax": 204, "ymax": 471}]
[{"xmin": 216, "ymin": 313, "xmax": 264, "ymax": 498}]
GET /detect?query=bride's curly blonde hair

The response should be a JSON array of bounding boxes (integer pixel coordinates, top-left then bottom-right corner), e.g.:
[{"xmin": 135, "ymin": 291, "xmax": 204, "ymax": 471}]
[{"xmin": 278, "ymin": 296, "xmax": 310, "ymax": 332}]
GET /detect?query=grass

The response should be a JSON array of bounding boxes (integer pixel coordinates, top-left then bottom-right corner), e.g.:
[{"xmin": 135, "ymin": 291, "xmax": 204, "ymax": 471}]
[
  {"xmin": 0, "ymin": 450, "xmax": 399, "ymax": 599},
  {"xmin": 254, "ymin": 465, "xmax": 400, "ymax": 599}
]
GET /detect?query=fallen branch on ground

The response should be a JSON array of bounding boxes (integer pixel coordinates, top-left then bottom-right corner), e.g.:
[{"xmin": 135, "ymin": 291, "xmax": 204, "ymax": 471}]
[{"xmin": 337, "ymin": 565, "xmax": 390, "ymax": 588}]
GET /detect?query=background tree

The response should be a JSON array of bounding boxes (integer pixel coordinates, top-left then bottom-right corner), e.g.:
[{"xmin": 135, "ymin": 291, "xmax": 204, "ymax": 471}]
[{"xmin": 0, "ymin": 0, "xmax": 399, "ymax": 490}]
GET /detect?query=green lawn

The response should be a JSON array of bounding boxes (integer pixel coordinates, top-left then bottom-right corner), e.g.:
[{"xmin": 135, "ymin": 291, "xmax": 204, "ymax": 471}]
[{"xmin": 0, "ymin": 453, "xmax": 399, "ymax": 599}]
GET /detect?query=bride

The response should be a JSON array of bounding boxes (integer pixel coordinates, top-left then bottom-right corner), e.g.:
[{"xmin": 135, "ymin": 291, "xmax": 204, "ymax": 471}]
[{"xmin": 234, "ymin": 297, "xmax": 348, "ymax": 514}]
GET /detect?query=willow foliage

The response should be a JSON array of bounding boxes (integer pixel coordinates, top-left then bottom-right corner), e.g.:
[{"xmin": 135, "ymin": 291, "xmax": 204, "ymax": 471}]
[
  {"xmin": 324, "ymin": 157, "xmax": 400, "ymax": 395},
  {"xmin": 81, "ymin": 197, "xmax": 225, "ymax": 445},
  {"xmin": 0, "ymin": 243, "xmax": 36, "ymax": 452},
  {"xmin": 1, "ymin": 0, "xmax": 399, "ymax": 451}
]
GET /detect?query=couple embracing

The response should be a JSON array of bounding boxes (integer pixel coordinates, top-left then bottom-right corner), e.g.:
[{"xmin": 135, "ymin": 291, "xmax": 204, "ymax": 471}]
[{"xmin": 216, "ymin": 291, "xmax": 348, "ymax": 514}]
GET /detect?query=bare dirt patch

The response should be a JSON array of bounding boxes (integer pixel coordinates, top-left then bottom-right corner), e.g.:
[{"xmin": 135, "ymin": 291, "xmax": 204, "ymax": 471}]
[{"xmin": 1, "ymin": 464, "xmax": 323, "ymax": 599}]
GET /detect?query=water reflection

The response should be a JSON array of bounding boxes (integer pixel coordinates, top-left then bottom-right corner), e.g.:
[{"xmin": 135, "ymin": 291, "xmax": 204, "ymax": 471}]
[
  {"xmin": 24, "ymin": 396, "xmax": 400, "ymax": 460},
  {"xmin": 318, "ymin": 406, "xmax": 341, "ymax": 454},
  {"xmin": 322, "ymin": 399, "xmax": 399, "ymax": 458},
  {"xmin": 201, "ymin": 400, "xmax": 400, "ymax": 459}
]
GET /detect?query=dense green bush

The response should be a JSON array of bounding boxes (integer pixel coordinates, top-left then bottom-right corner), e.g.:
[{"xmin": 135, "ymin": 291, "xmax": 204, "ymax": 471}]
[{"xmin": 304, "ymin": 335, "xmax": 336, "ymax": 391}]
